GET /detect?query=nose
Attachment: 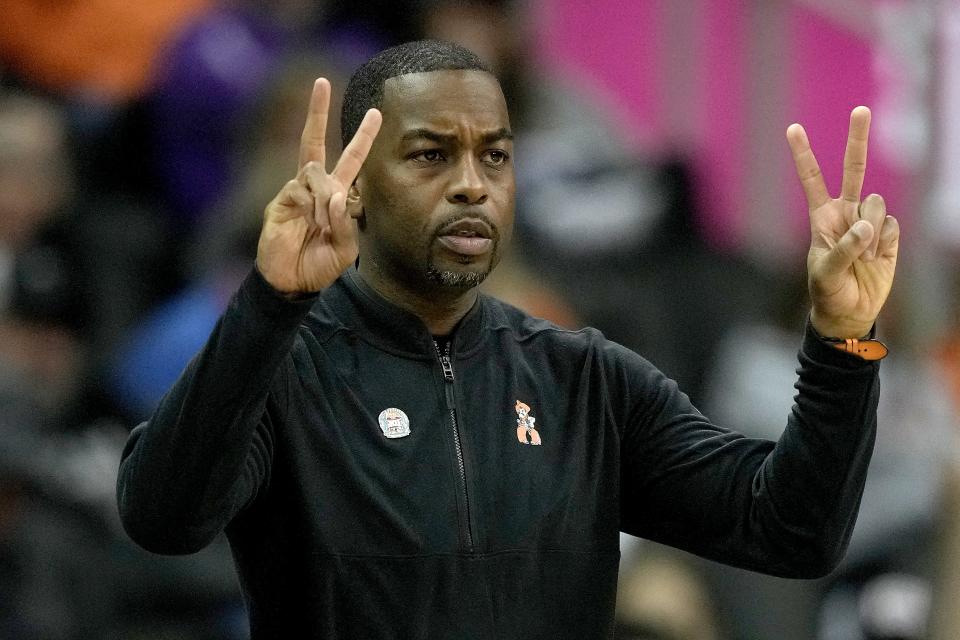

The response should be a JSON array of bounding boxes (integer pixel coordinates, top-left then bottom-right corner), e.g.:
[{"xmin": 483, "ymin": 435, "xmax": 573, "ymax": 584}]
[{"xmin": 446, "ymin": 156, "xmax": 488, "ymax": 205}]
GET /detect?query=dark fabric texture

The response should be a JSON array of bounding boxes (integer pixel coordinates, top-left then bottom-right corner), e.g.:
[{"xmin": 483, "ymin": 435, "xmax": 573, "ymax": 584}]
[{"xmin": 117, "ymin": 266, "xmax": 880, "ymax": 639}]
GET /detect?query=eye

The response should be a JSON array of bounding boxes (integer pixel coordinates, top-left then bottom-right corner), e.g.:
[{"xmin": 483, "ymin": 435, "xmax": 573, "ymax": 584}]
[
  {"xmin": 410, "ymin": 149, "xmax": 445, "ymax": 164},
  {"xmin": 482, "ymin": 149, "xmax": 510, "ymax": 167}
]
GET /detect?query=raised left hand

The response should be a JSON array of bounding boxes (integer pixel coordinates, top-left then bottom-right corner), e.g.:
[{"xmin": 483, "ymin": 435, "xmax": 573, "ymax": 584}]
[{"xmin": 787, "ymin": 106, "xmax": 900, "ymax": 339}]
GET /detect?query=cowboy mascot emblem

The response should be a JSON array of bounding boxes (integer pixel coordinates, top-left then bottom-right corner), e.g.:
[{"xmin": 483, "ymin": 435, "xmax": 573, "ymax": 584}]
[{"xmin": 515, "ymin": 400, "xmax": 542, "ymax": 445}]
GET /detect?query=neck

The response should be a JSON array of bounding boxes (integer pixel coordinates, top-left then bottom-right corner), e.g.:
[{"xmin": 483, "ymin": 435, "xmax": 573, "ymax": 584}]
[{"xmin": 357, "ymin": 261, "xmax": 479, "ymax": 336}]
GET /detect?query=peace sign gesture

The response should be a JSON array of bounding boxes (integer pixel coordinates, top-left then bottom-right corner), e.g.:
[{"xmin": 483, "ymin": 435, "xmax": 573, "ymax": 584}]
[
  {"xmin": 787, "ymin": 106, "xmax": 900, "ymax": 340},
  {"xmin": 256, "ymin": 78, "xmax": 382, "ymax": 294}
]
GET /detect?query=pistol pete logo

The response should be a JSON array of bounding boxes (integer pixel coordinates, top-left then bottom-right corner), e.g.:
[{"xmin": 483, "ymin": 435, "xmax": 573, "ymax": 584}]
[{"xmin": 515, "ymin": 400, "xmax": 542, "ymax": 445}]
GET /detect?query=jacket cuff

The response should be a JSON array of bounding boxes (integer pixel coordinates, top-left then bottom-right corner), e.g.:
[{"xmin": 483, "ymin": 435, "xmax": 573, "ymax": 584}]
[
  {"xmin": 236, "ymin": 266, "xmax": 319, "ymax": 322},
  {"xmin": 801, "ymin": 318, "xmax": 880, "ymax": 370}
]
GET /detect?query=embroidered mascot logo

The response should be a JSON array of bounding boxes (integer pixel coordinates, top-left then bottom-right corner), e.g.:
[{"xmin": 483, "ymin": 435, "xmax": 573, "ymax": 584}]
[{"xmin": 515, "ymin": 400, "xmax": 542, "ymax": 445}]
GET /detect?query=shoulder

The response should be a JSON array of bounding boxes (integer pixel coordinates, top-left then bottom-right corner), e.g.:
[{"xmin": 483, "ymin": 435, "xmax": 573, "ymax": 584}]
[
  {"xmin": 481, "ymin": 294, "xmax": 651, "ymax": 368},
  {"xmin": 482, "ymin": 293, "xmax": 592, "ymax": 343},
  {"xmin": 296, "ymin": 283, "xmax": 351, "ymax": 346}
]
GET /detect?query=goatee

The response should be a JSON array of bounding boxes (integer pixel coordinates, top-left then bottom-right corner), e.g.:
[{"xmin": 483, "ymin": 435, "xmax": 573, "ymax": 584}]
[{"xmin": 425, "ymin": 266, "xmax": 489, "ymax": 289}]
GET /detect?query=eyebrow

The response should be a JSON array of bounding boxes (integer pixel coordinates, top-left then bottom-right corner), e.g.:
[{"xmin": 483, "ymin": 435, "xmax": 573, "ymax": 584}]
[{"xmin": 400, "ymin": 127, "xmax": 514, "ymax": 145}]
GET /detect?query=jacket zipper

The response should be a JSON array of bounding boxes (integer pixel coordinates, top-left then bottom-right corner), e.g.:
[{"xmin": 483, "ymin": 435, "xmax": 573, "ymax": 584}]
[{"xmin": 434, "ymin": 340, "xmax": 474, "ymax": 552}]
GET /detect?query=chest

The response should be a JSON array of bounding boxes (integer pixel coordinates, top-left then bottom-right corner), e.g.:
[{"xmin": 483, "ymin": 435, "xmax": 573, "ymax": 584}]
[{"xmin": 268, "ymin": 338, "xmax": 623, "ymax": 555}]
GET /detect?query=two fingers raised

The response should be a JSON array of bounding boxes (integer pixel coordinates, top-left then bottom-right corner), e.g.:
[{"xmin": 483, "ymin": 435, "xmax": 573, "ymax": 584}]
[
  {"xmin": 296, "ymin": 77, "xmax": 382, "ymax": 223},
  {"xmin": 786, "ymin": 106, "xmax": 872, "ymax": 213},
  {"xmin": 787, "ymin": 106, "xmax": 900, "ymax": 268}
]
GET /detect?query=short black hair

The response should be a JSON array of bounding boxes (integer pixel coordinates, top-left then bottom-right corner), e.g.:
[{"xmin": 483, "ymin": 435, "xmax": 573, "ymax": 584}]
[{"xmin": 340, "ymin": 39, "xmax": 493, "ymax": 149}]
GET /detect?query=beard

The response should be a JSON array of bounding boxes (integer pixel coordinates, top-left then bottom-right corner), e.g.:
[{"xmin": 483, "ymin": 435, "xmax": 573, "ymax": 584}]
[
  {"xmin": 424, "ymin": 263, "xmax": 491, "ymax": 289},
  {"xmin": 424, "ymin": 241, "xmax": 498, "ymax": 288},
  {"xmin": 422, "ymin": 211, "xmax": 501, "ymax": 289}
]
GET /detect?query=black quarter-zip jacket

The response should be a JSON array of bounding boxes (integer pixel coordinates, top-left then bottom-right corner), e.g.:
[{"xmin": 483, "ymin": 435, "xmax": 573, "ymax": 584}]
[{"xmin": 117, "ymin": 267, "xmax": 880, "ymax": 639}]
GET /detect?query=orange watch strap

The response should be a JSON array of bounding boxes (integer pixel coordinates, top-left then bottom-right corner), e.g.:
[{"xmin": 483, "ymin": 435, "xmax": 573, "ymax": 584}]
[{"xmin": 826, "ymin": 338, "xmax": 888, "ymax": 361}]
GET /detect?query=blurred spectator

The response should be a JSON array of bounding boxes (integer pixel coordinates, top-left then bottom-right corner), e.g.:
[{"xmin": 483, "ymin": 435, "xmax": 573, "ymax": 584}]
[
  {"xmin": 0, "ymin": 91, "xmax": 85, "ymax": 417},
  {"xmin": 701, "ymin": 280, "xmax": 953, "ymax": 640},
  {"xmin": 936, "ymin": 278, "xmax": 960, "ymax": 418},
  {"xmin": 819, "ymin": 569, "xmax": 931, "ymax": 640},
  {"xmin": 0, "ymin": 0, "xmax": 210, "ymax": 102},
  {"xmin": 0, "ymin": 94, "xmax": 72, "ymax": 254},
  {"xmin": 0, "ymin": 89, "xmax": 111, "ymax": 638},
  {"xmin": 616, "ymin": 545, "xmax": 723, "ymax": 640},
  {"xmin": 0, "ymin": 87, "xmax": 245, "ymax": 638},
  {"xmin": 144, "ymin": 0, "xmax": 430, "ymax": 225},
  {"xmin": 929, "ymin": 463, "xmax": 960, "ymax": 640},
  {"xmin": 926, "ymin": 276, "xmax": 960, "ymax": 640},
  {"xmin": 0, "ymin": 88, "xmax": 180, "ymax": 418},
  {"xmin": 147, "ymin": 6, "xmax": 283, "ymax": 222}
]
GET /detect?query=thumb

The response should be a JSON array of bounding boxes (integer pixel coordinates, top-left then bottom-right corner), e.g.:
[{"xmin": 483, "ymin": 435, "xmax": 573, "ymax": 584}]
[{"xmin": 818, "ymin": 219, "xmax": 874, "ymax": 276}]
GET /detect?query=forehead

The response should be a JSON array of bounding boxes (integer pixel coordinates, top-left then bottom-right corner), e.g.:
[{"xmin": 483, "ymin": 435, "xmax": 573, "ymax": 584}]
[{"xmin": 380, "ymin": 70, "xmax": 509, "ymax": 133}]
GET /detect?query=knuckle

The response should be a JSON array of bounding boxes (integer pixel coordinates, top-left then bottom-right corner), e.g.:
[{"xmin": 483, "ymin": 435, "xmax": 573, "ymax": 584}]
[
  {"xmin": 301, "ymin": 127, "xmax": 321, "ymax": 142},
  {"xmin": 279, "ymin": 180, "xmax": 310, "ymax": 206},
  {"xmin": 308, "ymin": 177, "xmax": 333, "ymax": 198},
  {"xmin": 294, "ymin": 192, "xmax": 312, "ymax": 207}
]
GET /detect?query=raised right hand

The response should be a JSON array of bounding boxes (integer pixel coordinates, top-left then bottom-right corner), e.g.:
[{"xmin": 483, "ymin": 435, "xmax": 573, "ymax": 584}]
[
  {"xmin": 256, "ymin": 78, "xmax": 382, "ymax": 294},
  {"xmin": 786, "ymin": 106, "xmax": 899, "ymax": 339}
]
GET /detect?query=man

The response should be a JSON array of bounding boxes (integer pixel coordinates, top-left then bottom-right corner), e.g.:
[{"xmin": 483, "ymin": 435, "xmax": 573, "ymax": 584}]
[{"xmin": 117, "ymin": 40, "xmax": 899, "ymax": 638}]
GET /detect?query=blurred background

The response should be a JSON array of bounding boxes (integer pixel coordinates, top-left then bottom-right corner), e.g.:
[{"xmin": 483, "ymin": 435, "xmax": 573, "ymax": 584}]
[{"xmin": 1, "ymin": 0, "xmax": 959, "ymax": 638}]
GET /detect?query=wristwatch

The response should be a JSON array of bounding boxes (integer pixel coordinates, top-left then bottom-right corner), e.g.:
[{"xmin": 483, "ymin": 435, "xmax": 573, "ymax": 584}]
[{"xmin": 817, "ymin": 325, "xmax": 888, "ymax": 361}]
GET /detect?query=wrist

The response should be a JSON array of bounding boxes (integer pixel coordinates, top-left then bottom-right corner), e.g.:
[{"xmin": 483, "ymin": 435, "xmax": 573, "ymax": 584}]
[
  {"xmin": 809, "ymin": 309, "xmax": 874, "ymax": 340},
  {"xmin": 253, "ymin": 261, "xmax": 318, "ymax": 301},
  {"xmin": 809, "ymin": 317, "xmax": 887, "ymax": 361}
]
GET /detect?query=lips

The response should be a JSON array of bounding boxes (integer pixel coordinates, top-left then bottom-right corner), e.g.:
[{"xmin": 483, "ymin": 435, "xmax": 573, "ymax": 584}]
[{"xmin": 436, "ymin": 218, "xmax": 495, "ymax": 256}]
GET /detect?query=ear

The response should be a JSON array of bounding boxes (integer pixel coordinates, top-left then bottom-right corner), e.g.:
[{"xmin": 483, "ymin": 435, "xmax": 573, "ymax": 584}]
[{"xmin": 346, "ymin": 182, "xmax": 363, "ymax": 219}]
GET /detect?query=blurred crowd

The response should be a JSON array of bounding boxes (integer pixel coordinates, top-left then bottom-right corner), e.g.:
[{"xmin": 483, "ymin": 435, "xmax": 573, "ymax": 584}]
[{"xmin": 1, "ymin": 0, "xmax": 959, "ymax": 638}]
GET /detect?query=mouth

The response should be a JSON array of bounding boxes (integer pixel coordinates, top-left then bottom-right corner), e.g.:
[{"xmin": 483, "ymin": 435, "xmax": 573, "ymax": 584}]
[{"xmin": 436, "ymin": 218, "xmax": 495, "ymax": 257}]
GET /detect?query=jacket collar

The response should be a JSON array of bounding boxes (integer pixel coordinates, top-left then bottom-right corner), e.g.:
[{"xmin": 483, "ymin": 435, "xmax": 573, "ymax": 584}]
[{"xmin": 316, "ymin": 267, "xmax": 487, "ymax": 359}]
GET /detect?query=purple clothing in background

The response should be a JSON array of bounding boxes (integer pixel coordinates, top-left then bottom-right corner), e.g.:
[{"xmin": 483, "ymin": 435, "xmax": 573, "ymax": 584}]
[{"xmin": 149, "ymin": 8, "xmax": 282, "ymax": 223}]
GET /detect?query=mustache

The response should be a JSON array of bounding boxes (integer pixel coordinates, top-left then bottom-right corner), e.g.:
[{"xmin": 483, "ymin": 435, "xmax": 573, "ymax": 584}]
[{"xmin": 433, "ymin": 211, "xmax": 500, "ymax": 240}]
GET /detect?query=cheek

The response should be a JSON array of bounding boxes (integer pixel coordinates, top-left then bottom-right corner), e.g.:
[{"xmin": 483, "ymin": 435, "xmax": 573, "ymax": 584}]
[
  {"xmin": 366, "ymin": 189, "xmax": 435, "ymax": 250},
  {"xmin": 493, "ymin": 180, "xmax": 516, "ymax": 229},
  {"xmin": 367, "ymin": 164, "xmax": 437, "ymax": 210}
]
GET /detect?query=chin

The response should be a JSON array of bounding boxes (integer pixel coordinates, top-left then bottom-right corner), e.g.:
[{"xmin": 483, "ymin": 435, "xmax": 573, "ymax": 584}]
[{"xmin": 425, "ymin": 265, "xmax": 490, "ymax": 289}]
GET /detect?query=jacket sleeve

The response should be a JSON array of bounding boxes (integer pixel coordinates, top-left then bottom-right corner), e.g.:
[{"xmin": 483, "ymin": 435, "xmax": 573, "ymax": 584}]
[
  {"xmin": 116, "ymin": 268, "xmax": 317, "ymax": 555},
  {"xmin": 619, "ymin": 321, "xmax": 879, "ymax": 578}
]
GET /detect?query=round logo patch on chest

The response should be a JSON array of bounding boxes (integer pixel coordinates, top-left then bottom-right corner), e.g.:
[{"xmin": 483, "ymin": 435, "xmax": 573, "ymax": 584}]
[{"xmin": 378, "ymin": 408, "xmax": 411, "ymax": 438}]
